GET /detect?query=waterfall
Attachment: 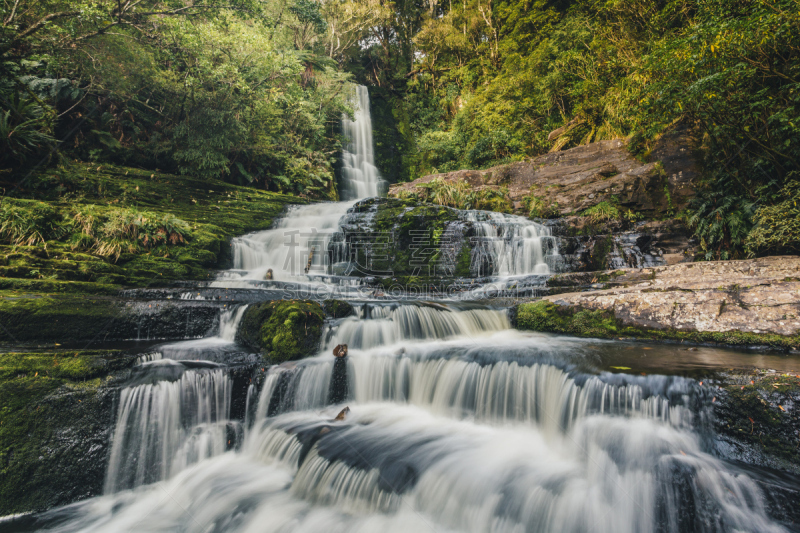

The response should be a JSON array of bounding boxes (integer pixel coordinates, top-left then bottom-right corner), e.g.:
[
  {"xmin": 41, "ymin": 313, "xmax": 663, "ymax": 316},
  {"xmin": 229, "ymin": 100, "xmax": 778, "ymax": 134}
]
[
  {"xmin": 322, "ymin": 302, "xmax": 509, "ymax": 351},
  {"xmin": 218, "ymin": 305, "xmax": 248, "ymax": 341},
  {"xmin": 212, "ymin": 86, "xmax": 384, "ymax": 286},
  {"xmin": 340, "ymin": 85, "xmax": 382, "ymax": 200},
  {"xmin": 347, "ymin": 354, "xmax": 692, "ymax": 432},
  {"xmin": 104, "ymin": 367, "xmax": 231, "ymax": 493},
  {"xmin": 465, "ymin": 210, "xmax": 559, "ymax": 276}
]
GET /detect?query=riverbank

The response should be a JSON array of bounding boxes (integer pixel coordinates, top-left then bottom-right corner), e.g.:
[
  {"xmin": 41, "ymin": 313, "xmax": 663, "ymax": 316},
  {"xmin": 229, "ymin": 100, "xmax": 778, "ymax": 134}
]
[{"xmin": 512, "ymin": 256, "xmax": 800, "ymax": 351}]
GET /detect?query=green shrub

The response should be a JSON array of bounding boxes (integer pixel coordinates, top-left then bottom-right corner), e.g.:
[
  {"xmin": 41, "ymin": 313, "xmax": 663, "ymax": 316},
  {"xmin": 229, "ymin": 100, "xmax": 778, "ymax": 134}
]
[
  {"xmin": 746, "ymin": 178, "xmax": 800, "ymax": 256},
  {"xmin": 581, "ymin": 201, "xmax": 621, "ymax": 223}
]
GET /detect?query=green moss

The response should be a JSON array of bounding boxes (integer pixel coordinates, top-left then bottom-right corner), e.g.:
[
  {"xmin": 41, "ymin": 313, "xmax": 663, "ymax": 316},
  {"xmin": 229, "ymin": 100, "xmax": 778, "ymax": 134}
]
[
  {"xmin": 323, "ymin": 299, "xmax": 355, "ymax": 319},
  {"xmin": 0, "ymin": 349, "xmax": 135, "ymax": 515},
  {"xmin": 237, "ymin": 300, "xmax": 326, "ymax": 362},
  {"xmin": 514, "ymin": 300, "xmax": 800, "ymax": 350},
  {"xmin": 1, "ymin": 163, "xmax": 298, "ymax": 290},
  {"xmin": 0, "ymin": 291, "xmax": 121, "ymax": 343}
]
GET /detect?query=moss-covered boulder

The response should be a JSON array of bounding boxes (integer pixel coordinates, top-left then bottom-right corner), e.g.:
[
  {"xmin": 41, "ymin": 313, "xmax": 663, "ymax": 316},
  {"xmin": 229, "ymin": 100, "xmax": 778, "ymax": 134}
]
[
  {"xmin": 237, "ymin": 300, "xmax": 325, "ymax": 362},
  {"xmin": 323, "ymin": 299, "xmax": 355, "ymax": 319}
]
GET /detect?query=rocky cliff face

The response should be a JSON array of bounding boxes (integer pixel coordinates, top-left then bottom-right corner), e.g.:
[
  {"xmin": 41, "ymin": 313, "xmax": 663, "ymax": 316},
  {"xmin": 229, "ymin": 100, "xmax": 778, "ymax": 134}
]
[{"xmin": 390, "ymin": 139, "xmax": 695, "ymax": 217}]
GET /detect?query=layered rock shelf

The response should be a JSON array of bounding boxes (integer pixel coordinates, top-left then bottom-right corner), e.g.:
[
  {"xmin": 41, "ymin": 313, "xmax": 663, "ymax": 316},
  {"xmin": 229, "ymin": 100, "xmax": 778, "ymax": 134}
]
[{"xmin": 513, "ymin": 256, "xmax": 800, "ymax": 349}]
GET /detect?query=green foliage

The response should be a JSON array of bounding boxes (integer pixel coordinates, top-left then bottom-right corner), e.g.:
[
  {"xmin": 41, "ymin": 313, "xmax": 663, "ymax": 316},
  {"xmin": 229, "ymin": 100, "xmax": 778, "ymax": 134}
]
[
  {"xmin": 0, "ymin": 93, "xmax": 55, "ymax": 168},
  {"xmin": 1, "ymin": 1, "xmax": 354, "ymax": 199},
  {"xmin": 746, "ymin": 177, "xmax": 800, "ymax": 256},
  {"xmin": 685, "ymin": 187, "xmax": 755, "ymax": 261},
  {"xmin": 412, "ymin": 178, "xmax": 513, "ymax": 213},
  {"xmin": 581, "ymin": 201, "xmax": 621, "ymax": 223}
]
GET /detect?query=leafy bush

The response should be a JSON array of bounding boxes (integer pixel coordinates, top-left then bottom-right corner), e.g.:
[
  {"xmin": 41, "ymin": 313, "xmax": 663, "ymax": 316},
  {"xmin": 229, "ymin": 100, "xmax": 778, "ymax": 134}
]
[{"xmin": 746, "ymin": 178, "xmax": 800, "ymax": 256}]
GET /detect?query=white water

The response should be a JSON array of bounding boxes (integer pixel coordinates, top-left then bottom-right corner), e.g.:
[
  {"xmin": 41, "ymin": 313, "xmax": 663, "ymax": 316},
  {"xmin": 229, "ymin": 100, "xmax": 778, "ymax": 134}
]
[
  {"xmin": 340, "ymin": 85, "xmax": 382, "ymax": 200},
  {"xmin": 43, "ymin": 402, "xmax": 784, "ymax": 533},
  {"xmin": 213, "ymin": 86, "xmax": 383, "ymax": 287},
  {"xmin": 466, "ymin": 210, "xmax": 559, "ymax": 276},
  {"xmin": 104, "ymin": 367, "xmax": 231, "ymax": 493},
  {"xmin": 323, "ymin": 302, "xmax": 509, "ymax": 351}
]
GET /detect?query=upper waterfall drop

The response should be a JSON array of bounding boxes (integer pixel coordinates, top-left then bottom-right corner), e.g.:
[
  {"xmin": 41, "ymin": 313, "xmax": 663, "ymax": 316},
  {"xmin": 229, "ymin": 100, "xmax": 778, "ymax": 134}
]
[{"xmin": 340, "ymin": 85, "xmax": 382, "ymax": 201}]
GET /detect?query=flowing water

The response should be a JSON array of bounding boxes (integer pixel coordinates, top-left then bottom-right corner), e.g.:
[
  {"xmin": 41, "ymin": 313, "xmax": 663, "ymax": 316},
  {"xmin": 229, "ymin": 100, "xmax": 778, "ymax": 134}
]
[
  {"xmin": 465, "ymin": 211, "xmax": 559, "ymax": 276},
  {"xmin": 8, "ymin": 86, "xmax": 799, "ymax": 533},
  {"xmin": 340, "ymin": 85, "xmax": 383, "ymax": 201}
]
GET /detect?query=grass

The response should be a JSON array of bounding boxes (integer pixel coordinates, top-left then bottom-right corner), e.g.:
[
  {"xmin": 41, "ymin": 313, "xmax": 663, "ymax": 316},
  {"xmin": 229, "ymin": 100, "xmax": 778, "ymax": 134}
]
[
  {"xmin": 408, "ymin": 178, "xmax": 513, "ymax": 213},
  {"xmin": 0, "ymin": 162, "xmax": 299, "ymax": 289}
]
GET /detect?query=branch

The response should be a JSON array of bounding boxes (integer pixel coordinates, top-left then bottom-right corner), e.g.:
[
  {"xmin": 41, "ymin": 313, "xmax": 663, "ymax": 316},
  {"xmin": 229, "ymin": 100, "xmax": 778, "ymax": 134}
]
[
  {"xmin": 2, "ymin": 10, "xmax": 80, "ymax": 53},
  {"xmin": 3, "ymin": 0, "xmax": 22, "ymax": 26}
]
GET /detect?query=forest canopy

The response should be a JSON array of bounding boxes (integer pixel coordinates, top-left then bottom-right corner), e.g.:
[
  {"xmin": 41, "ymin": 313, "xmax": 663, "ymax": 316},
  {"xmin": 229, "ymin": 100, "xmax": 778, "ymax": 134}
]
[{"xmin": 1, "ymin": 0, "xmax": 799, "ymax": 257}]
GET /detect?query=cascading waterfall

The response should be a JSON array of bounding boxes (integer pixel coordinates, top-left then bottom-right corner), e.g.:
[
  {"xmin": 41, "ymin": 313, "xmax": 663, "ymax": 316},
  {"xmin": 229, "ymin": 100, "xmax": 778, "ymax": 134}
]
[
  {"xmin": 218, "ymin": 305, "xmax": 248, "ymax": 341},
  {"xmin": 24, "ymin": 86, "xmax": 794, "ymax": 533},
  {"xmin": 466, "ymin": 210, "xmax": 560, "ymax": 276},
  {"xmin": 340, "ymin": 85, "xmax": 382, "ymax": 200},
  {"xmin": 322, "ymin": 302, "xmax": 509, "ymax": 351},
  {"xmin": 213, "ymin": 86, "xmax": 383, "ymax": 287},
  {"xmin": 104, "ymin": 367, "xmax": 231, "ymax": 493}
]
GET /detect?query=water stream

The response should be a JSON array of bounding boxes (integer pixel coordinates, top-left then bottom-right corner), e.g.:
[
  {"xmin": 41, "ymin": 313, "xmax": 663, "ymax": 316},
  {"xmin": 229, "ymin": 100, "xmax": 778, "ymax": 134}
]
[{"xmin": 10, "ymin": 85, "xmax": 798, "ymax": 533}]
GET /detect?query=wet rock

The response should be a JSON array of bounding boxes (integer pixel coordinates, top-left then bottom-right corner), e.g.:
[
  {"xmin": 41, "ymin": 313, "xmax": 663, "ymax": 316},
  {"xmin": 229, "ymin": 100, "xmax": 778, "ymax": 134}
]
[
  {"xmin": 0, "ymin": 293, "xmax": 222, "ymax": 343},
  {"xmin": 713, "ymin": 370, "xmax": 800, "ymax": 475},
  {"xmin": 334, "ymin": 406, "xmax": 350, "ymax": 421},
  {"xmin": 0, "ymin": 350, "xmax": 137, "ymax": 515},
  {"xmin": 328, "ymin": 357, "xmax": 348, "ymax": 404},
  {"xmin": 323, "ymin": 299, "xmax": 355, "ymax": 319}
]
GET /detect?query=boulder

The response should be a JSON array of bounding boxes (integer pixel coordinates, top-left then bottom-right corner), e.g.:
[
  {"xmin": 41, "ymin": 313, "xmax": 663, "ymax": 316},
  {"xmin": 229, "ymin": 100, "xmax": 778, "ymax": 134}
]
[
  {"xmin": 323, "ymin": 299, "xmax": 355, "ymax": 319},
  {"xmin": 236, "ymin": 300, "xmax": 326, "ymax": 362}
]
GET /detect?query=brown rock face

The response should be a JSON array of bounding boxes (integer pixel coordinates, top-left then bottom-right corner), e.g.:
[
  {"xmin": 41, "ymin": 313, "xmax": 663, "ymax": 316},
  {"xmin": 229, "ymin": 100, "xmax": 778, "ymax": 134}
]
[
  {"xmin": 543, "ymin": 256, "xmax": 800, "ymax": 337},
  {"xmin": 389, "ymin": 139, "xmax": 696, "ymax": 217}
]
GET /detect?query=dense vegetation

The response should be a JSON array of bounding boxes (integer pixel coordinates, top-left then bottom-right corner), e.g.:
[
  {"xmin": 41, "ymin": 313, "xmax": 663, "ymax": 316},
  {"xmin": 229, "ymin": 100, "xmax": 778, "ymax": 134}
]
[
  {"xmin": 1, "ymin": 0, "xmax": 799, "ymax": 260},
  {"xmin": 357, "ymin": 0, "xmax": 800, "ymax": 259}
]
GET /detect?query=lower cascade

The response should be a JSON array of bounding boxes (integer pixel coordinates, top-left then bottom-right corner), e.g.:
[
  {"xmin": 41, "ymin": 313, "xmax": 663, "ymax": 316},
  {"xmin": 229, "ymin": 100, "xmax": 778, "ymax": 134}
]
[
  {"xmin": 20, "ymin": 298, "xmax": 795, "ymax": 533},
  {"xmin": 104, "ymin": 366, "xmax": 232, "ymax": 493}
]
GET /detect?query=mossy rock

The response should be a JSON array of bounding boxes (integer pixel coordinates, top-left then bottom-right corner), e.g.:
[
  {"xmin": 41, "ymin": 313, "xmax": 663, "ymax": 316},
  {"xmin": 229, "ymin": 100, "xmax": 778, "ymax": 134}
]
[
  {"xmin": 0, "ymin": 350, "xmax": 137, "ymax": 515},
  {"xmin": 715, "ymin": 371, "xmax": 800, "ymax": 471},
  {"xmin": 512, "ymin": 300, "xmax": 800, "ymax": 349},
  {"xmin": 237, "ymin": 300, "xmax": 325, "ymax": 362},
  {"xmin": 323, "ymin": 299, "xmax": 355, "ymax": 319},
  {"xmin": 0, "ymin": 292, "xmax": 121, "ymax": 343}
]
